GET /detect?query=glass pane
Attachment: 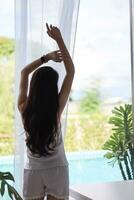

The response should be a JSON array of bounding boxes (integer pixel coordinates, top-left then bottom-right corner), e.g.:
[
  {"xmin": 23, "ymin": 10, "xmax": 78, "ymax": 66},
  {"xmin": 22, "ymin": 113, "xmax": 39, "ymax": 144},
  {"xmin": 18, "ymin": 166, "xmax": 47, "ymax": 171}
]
[
  {"xmin": 65, "ymin": 0, "xmax": 131, "ymax": 186},
  {"xmin": 0, "ymin": 0, "xmax": 15, "ymax": 199},
  {"xmin": 0, "ymin": 0, "xmax": 14, "ymax": 160}
]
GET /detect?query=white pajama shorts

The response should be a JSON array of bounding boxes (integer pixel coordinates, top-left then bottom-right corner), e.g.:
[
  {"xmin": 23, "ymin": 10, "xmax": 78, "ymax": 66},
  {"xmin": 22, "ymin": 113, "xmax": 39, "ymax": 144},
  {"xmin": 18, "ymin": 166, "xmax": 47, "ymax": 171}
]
[{"xmin": 23, "ymin": 166, "xmax": 69, "ymax": 200}]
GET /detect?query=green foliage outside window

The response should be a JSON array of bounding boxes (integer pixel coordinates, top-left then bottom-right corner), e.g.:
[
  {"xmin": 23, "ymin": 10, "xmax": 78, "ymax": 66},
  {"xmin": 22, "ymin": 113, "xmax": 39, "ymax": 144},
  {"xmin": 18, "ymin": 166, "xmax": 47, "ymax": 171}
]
[
  {"xmin": 79, "ymin": 88, "xmax": 101, "ymax": 114},
  {"xmin": 0, "ymin": 60, "xmax": 14, "ymax": 134},
  {"xmin": 0, "ymin": 37, "xmax": 15, "ymax": 155},
  {"xmin": 65, "ymin": 112, "xmax": 111, "ymax": 151},
  {"xmin": 65, "ymin": 85, "xmax": 111, "ymax": 152},
  {"xmin": 0, "ymin": 37, "xmax": 14, "ymax": 58}
]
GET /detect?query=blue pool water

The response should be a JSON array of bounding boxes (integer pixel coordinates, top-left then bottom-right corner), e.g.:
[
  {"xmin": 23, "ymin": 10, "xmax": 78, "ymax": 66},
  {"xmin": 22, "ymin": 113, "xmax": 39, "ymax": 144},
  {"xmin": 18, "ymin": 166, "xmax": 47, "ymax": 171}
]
[
  {"xmin": 67, "ymin": 151, "xmax": 122, "ymax": 185},
  {"xmin": 0, "ymin": 151, "xmax": 123, "ymax": 185},
  {"xmin": 0, "ymin": 151, "xmax": 123, "ymax": 199}
]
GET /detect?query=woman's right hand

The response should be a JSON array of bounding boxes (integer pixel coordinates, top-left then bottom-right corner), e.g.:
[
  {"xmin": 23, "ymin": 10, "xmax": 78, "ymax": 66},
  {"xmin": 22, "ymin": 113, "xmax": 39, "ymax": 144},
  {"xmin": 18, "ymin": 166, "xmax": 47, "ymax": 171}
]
[
  {"xmin": 46, "ymin": 23, "xmax": 62, "ymax": 42},
  {"xmin": 46, "ymin": 50, "xmax": 63, "ymax": 62}
]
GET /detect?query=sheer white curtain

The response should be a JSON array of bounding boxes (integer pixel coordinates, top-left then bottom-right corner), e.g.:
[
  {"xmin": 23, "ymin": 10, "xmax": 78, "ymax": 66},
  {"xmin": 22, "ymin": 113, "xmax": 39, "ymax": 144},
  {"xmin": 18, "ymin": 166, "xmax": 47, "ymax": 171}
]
[
  {"xmin": 14, "ymin": 0, "xmax": 80, "ymax": 194},
  {"xmin": 130, "ymin": 0, "xmax": 134, "ymax": 128}
]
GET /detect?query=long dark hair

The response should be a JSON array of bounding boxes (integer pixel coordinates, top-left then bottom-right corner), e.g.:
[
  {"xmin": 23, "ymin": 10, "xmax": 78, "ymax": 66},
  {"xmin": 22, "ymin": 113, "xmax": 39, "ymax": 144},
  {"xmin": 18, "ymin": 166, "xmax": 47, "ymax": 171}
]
[{"xmin": 22, "ymin": 66, "xmax": 59, "ymax": 156}]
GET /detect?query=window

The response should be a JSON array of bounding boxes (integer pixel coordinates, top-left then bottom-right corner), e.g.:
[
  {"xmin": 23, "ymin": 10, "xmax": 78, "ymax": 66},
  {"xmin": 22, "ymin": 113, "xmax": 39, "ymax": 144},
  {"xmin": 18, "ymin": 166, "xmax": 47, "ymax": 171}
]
[{"xmin": 65, "ymin": 0, "xmax": 131, "ymax": 185}]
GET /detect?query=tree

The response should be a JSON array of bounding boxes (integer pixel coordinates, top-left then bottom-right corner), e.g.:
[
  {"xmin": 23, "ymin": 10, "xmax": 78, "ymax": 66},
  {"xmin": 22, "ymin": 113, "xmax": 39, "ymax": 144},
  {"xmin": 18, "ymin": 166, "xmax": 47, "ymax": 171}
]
[
  {"xmin": 0, "ymin": 37, "xmax": 15, "ymax": 58},
  {"xmin": 79, "ymin": 88, "xmax": 100, "ymax": 114}
]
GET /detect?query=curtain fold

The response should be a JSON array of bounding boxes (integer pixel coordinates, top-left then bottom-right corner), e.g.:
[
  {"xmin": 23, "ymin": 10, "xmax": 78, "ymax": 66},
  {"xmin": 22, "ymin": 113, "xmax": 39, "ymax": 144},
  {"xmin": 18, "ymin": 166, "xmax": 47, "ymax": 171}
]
[{"xmin": 14, "ymin": 0, "xmax": 80, "ymax": 194}]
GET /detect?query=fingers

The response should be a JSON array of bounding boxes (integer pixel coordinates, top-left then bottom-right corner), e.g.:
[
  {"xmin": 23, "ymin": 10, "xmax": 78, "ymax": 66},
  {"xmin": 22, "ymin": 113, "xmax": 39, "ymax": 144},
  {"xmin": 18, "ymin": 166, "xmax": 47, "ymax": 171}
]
[
  {"xmin": 46, "ymin": 23, "xmax": 53, "ymax": 37},
  {"xmin": 46, "ymin": 23, "xmax": 50, "ymax": 32},
  {"xmin": 46, "ymin": 23, "xmax": 61, "ymax": 41},
  {"xmin": 56, "ymin": 50, "xmax": 62, "ymax": 58},
  {"xmin": 50, "ymin": 24, "xmax": 53, "ymax": 30},
  {"xmin": 56, "ymin": 57, "xmax": 63, "ymax": 62},
  {"xmin": 56, "ymin": 50, "xmax": 62, "ymax": 55},
  {"xmin": 46, "ymin": 23, "xmax": 54, "ymax": 32},
  {"xmin": 47, "ymin": 31, "xmax": 52, "ymax": 37},
  {"xmin": 46, "ymin": 23, "xmax": 59, "ymax": 32},
  {"xmin": 55, "ymin": 50, "xmax": 63, "ymax": 62}
]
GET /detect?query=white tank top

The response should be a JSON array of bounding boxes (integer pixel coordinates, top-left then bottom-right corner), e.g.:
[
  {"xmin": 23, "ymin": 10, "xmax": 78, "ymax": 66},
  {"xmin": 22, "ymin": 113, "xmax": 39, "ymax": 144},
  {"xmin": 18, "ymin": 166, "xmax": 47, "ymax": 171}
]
[{"xmin": 25, "ymin": 126, "xmax": 68, "ymax": 170}]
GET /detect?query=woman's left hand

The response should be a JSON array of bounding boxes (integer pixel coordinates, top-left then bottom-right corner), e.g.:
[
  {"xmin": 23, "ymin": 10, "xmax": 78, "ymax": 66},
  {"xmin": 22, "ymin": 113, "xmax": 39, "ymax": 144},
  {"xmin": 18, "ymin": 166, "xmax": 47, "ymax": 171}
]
[{"xmin": 46, "ymin": 50, "xmax": 63, "ymax": 62}]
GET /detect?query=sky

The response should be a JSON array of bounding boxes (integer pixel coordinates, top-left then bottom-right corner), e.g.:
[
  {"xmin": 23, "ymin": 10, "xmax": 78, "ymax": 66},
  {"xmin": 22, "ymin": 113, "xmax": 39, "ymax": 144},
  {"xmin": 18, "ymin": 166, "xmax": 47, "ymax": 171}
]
[
  {"xmin": 0, "ymin": 0, "xmax": 132, "ymax": 100},
  {"xmin": 0, "ymin": 0, "xmax": 14, "ymax": 38}
]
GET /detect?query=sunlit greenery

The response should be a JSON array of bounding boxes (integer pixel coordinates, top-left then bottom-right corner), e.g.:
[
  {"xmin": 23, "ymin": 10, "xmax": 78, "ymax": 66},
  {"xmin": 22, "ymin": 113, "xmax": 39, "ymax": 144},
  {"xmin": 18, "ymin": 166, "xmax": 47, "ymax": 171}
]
[
  {"xmin": 65, "ymin": 88, "xmax": 111, "ymax": 151},
  {"xmin": 79, "ymin": 88, "xmax": 101, "ymax": 114},
  {"xmin": 0, "ymin": 60, "xmax": 14, "ymax": 134},
  {"xmin": 0, "ymin": 37, "xmax": 14, "ymax": 58},
  {"xmin": 65, "ymin": 112, "xmax": 111, "ymax": 151},
  {"xmin": 0, "ymin": 37, "xmax": 15, "ymax": 155},
  {"xmin": 0, "ymin": 138, "xmax": 14, "ymax": 155}
]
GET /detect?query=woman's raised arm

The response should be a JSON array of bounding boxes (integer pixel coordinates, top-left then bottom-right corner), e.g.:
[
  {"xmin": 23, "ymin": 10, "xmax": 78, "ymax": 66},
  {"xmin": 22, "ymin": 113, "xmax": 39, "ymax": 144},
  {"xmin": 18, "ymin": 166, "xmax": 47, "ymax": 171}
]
[
  {"xmin": 46, "ymin": 23, "xmax": 75, "ymax": 117},
  {"xmin": 18, "ymin": 50, "xmax": 62, "ymax": 113}
]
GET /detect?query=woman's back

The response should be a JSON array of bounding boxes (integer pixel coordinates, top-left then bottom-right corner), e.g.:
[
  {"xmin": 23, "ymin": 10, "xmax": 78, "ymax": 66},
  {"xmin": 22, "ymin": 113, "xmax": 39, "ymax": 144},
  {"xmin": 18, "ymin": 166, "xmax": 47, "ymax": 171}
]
[{"xmin": 25, "ymin": 124, "xmax": 68, "ymax": 170}]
